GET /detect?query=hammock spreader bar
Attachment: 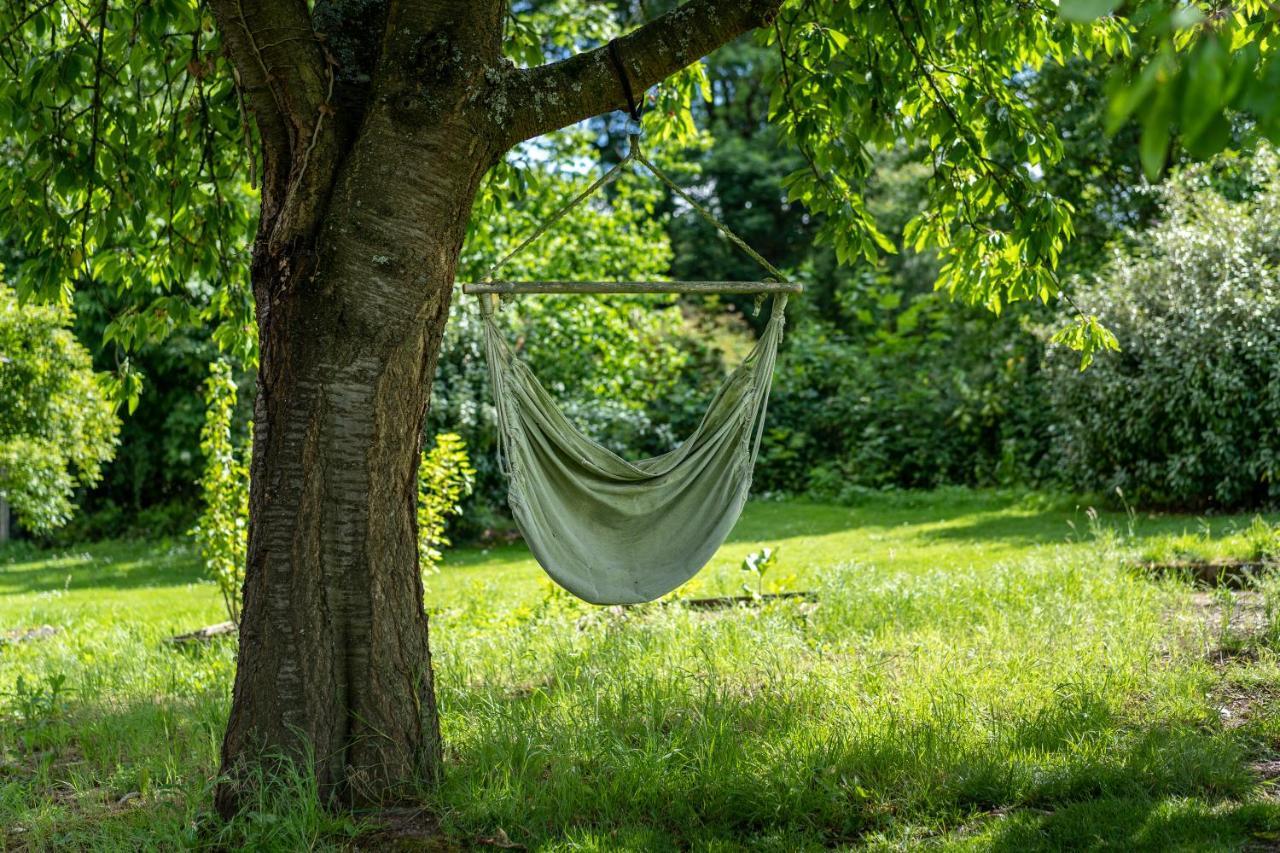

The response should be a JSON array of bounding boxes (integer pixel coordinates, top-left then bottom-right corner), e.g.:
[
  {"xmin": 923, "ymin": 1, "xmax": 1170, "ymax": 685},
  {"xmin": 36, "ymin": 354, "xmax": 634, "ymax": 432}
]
[{"xmin": 462, "ymin": 280, "xmax": 802, "ymax": 295}]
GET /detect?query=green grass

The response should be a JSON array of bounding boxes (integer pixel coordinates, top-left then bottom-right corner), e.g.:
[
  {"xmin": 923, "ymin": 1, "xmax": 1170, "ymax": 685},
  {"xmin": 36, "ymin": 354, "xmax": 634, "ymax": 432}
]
[{"xmin": 2, "ymin": 490, "xmax": 1279, "ymax": 849}]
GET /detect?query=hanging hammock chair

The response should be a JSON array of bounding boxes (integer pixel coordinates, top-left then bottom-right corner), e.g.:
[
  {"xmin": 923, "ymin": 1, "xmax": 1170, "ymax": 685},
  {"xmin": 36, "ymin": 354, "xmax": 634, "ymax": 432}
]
[{"xmin": 465, "ymin": 117, "xmax": 799, "ymax": 605}]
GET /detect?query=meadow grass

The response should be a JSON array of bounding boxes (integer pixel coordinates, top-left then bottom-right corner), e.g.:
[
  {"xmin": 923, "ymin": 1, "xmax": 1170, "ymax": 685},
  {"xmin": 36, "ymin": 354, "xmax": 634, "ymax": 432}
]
[{"xmin": 1, "ymin": 490, "xmax": 1278, "ymax": 850}]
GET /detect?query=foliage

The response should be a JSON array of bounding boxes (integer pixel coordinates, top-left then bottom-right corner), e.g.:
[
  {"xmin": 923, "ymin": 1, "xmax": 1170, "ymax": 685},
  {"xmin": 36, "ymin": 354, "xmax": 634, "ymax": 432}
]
[
  {"xmin": 0, "ymin": 0, "xmax": 257, "ymax": 400},
  {"xmin": 1243, "ymin": 515, "xmax": 1280, "ymax": 563},
  {"xmin": 768, "ymin": 3, "xmax": 1101, "ymax": 359},
  {"xmin": 191, "ymin": 360, "xmax": 248, "ymax": 625},
  {"xmin": 758, "ymin": 297, "xmax": 1052, "ymax": 497},
  {"xmin": 738, "ymin": 545, "xmax": 778, "ymax": 597},
  {"xmin": 70, "ymin": 288, "xmax": 221, "ymax": 520},
  {"xmin": 3, "ymin": 494, "xmax": 1280, "ymax": 847},
  {"xmin": 767, "ymin": 1, "xmax": 1280, "ymax": 364},
  {"xmin": 0, "ymin": 282, "xmax": 118, "ymax": 532},
  {"xmin": 4, "ymin": 0, "xmax": 1273, "ymax": 409},
  {"xmin": 1087, "ymin": 1, "xmax": 1280, "ymax": 178},
  {"xmin": 1045, "ymin": 148, "xmax": 1280, "ymax": 510},
  {"xmin": 417, "ymin": 433, "xmax": 476, "ymax": 577},
  {"xmin": 41, "ymin": 499, "xmax": 198, "ymax": 546}
]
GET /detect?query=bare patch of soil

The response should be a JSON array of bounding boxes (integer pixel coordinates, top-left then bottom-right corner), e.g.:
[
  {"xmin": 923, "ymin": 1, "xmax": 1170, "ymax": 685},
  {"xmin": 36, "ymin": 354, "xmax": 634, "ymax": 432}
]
[
  {"xmin": 1142, "ymin": 560, "xmax": 1276, "ymax": 589},
  {"xmin": 1, "ymin": 625, "xmax": 58, "ymax": 645},
  {"xmin": 1190, "ymin": 591, "xmax": 1269, "ymax": 657},
  {"xmin": 352, "ymin": 806, "xmax": 449, "ymax": 851}
]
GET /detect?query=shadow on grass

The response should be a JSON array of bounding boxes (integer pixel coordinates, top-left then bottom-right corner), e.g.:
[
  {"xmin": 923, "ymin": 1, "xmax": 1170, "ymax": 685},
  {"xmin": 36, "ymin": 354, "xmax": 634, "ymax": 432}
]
[
  {"xmin": 0, "ymin": 689, "xmax": 226, "ymax": 850},
  {"xmin": 917, "ymin": 505, "xmax": 1104, "ymax": 548},
  {"xmin": 922, "ymin": 504, "xmax": 1277, "ymax": 552},
  {"xmin": 4, "ymin": 635, "xmax": 1274, "ymax": 848},
  {"xmin": 443, "ymin": 700, "xmax": 1276, "ymax": 849},
  {"xmin": 979, "ymin": 796, "xmax": 1280, "ymax": 851},
  {"xmin": 724, "ymin": 489, "xmax": 1070, "ymax": 545},
  {"xmin": 9, "ymin": 687, "xmax": 1272, "ymax": 849},
  {"xmin": 436, "ymin": 650, "xmax": 1270, "ymax": 848},
  {"xmin": 0, "ymin": 540, "xmax": 202, "ymax": 596}
]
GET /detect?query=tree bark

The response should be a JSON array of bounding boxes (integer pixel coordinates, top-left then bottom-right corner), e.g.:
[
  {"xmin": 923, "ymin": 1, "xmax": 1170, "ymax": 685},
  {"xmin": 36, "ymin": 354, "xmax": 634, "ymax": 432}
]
[
  {"xmin": 207, "ymin": 0, "xmax": 783, "ymax": 816},
  {"xmin": 213, "ymin": 28, "xmax": 501, "ymax": 811}
]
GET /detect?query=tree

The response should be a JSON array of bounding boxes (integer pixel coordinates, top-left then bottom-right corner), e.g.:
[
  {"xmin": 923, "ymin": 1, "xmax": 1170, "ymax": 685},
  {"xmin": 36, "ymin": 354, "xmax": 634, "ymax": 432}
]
[
  {"xmin": 3, "ymin": 0, "xmax": 1279, "ymax": 818},
  {"xmin": 0, "ymin": 282, "xmax": 118, "ymax": 533},
  {"xmin": 3, "ymin": 0, "xmax": 790, "ymax": 813}
]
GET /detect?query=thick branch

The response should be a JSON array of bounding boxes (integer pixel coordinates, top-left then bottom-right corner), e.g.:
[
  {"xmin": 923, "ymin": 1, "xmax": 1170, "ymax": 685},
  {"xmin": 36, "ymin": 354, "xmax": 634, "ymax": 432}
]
[
  {"xmin": 505, "ymin": 0, "xmax": 783, "ymax": 144},
  {"xmin": 207, "ymin": 0, "xmax": 329, "ymax": 216}
]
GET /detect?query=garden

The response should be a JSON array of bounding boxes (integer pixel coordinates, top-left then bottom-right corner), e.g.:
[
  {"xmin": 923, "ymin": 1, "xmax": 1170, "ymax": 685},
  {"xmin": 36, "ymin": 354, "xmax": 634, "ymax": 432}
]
[{"xmin": 3, "ymin": 0, "xmax": 1280, "ymax": 849}]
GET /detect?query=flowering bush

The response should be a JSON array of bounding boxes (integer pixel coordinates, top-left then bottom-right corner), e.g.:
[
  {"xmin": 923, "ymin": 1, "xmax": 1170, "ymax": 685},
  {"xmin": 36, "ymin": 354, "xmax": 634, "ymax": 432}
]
[{"xmin": 1046, "ymin": 149, "xmax": 1280, "ymax": 509}]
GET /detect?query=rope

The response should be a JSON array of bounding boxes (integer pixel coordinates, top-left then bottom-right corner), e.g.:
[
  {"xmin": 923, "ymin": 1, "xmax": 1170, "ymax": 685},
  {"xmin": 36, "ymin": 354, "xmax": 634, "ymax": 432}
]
[
  {"xmin": 480, "ymin": 133, "xmax": 789, "ymax": 287},
  {"xmin": 480, "ymin": 150, "xmax": 634, "ymax": 283},
  {"xmin": 630, "ymin": 142, "xmax": 788, "ymax": 283},
  {"xmin": 481, "ymin": 39, "xmax": 644, "ymax": 285},
  {"xmin": 480, "ymin": 41, "xmax": 786, "ymax": 290}
]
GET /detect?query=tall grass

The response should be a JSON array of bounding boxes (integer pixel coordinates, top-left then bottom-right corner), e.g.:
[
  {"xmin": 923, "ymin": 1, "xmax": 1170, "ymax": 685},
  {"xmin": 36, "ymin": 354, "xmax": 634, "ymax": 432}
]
[
  {"xmin": 431, "ymin": 554, "xmax": 1257, "ymax": 848},
  {"xmin": 2, "ymin": 496, "xmax": 1278, "ymax": 849}
]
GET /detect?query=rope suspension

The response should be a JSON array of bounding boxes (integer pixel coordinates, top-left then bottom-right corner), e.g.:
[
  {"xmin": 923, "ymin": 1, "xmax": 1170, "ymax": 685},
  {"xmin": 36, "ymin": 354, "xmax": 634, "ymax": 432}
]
[
  {"xmin": 464, "ymin": 61, "xmax": 797, "ymax": 605},
  {"xmin": 465, "ymin": 39, "xmax": 797, "ymax": 302}
]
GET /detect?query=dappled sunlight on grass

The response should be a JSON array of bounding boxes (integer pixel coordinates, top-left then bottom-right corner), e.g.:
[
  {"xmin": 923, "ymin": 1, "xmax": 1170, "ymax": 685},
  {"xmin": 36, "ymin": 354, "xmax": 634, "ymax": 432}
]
[
  {"xmin": 2, "ymin": 491, "xmax": 1279, "ymax": 847},
  {"xmin": 428, "ymin": 551, "xmax": 1274, "ymax": 847}
]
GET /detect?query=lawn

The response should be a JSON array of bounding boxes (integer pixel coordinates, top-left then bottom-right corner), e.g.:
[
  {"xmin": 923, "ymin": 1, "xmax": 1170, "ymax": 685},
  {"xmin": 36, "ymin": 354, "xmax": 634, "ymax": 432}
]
[{"xmin": 2, "ymin": 490, "xmax": 1279, "ymax": 850}]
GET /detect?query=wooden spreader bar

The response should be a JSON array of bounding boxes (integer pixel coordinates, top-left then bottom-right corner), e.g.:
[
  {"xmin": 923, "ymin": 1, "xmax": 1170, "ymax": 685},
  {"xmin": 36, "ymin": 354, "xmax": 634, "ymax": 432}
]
[{"xmin": 462, "ymin": 280, "xmax": 803, "ymax": 295}]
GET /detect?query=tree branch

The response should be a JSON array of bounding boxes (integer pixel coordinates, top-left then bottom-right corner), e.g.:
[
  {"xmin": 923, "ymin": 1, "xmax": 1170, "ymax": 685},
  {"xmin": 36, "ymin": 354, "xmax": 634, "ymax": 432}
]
[
  {"xmin": 205, "ymin": 0, "xmax": 328, "ymax": 212},
  {"xmin": 505, "ymin": 0, "xmax": 783, "ymax": 144}
]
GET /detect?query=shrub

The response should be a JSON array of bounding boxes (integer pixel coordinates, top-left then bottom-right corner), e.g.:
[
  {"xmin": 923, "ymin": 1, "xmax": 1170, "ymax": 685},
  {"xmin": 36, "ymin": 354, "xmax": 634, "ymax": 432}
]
[
  {"xmin": 0, "ymin": 283, "xmax": 119, "ymax": 532},
  {"xmin": 418, "ymin": 433, "xmax": 475, "ymax": 577},
  {"xmin": 1045, "ymin": 149, "xmax": 1280, "ymax": 510},
  {"xmin": 757, "ymin": 298, "xmax": 1051, "ymax": 497},
  {"xmin": 191, "ymin": 360, "xmax": 249, "ymax": 624}
]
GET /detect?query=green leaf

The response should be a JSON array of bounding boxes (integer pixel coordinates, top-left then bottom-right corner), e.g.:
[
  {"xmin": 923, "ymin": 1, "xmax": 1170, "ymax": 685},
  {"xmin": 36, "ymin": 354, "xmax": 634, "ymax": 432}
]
[
  {"xmin": 1183, "ymin": 110, "xmax": 1230, "ymax": 159},
  {"xmin": 1139, "ymin": 89, "xmax": 1173, "ymax": 181},
  {"xmin": 1181, "ymin": 40, "xmax": 1225, "ymax": 141},
  {"xmin": 1059, "ymin": 0, "xmax": 1121, "ymax": 24}
]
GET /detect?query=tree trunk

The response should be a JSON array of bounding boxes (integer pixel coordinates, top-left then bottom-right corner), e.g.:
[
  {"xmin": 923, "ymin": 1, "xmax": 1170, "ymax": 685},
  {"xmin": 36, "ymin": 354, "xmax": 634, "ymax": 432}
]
[
  {"xmin": 215, "ymin": 100, "xmax": 493, "ymax": 814},
  {"xmin": 204, "ymin": 0, "xmax": 782, "ymax": 819}
]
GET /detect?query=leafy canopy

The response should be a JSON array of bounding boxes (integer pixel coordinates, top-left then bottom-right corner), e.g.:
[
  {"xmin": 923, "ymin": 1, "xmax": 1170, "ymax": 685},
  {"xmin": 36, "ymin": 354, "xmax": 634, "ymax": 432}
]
[
  {"xmin": 768, "ymin": 0, "xmax": 1280, "ymax": 359},
  {"xmin": 1, "ymin": 0, "xmax": 1279, "ymax": 376}
]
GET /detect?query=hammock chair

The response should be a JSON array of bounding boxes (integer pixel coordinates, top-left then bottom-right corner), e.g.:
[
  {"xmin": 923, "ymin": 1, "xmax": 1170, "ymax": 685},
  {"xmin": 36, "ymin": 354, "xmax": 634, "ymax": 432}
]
[{"xmin": 464, "ymin": 81, "xmax": 799, "ymax": 605}]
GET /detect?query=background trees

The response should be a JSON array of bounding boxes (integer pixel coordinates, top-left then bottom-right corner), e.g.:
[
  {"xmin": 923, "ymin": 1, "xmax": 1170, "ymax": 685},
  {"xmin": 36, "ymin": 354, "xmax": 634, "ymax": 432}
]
[
  {"xmin": 1047, "ymin": 149, "xmax": 1280, "ymax": 509},
  {"xmin": 9, "ymin": 4, "xmax": 1280, "ymax": 540}
]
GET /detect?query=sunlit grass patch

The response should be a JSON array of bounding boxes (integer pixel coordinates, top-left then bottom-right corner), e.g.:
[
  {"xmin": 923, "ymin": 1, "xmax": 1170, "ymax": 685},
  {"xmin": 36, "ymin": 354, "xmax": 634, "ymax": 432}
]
[
  {"xmin": 2, "ymin": 493, "xmax": 1278, "ymax": 848},
  {"xmin": 431, "ymin": 554, "xmax": 1260, "ymax": 846}
]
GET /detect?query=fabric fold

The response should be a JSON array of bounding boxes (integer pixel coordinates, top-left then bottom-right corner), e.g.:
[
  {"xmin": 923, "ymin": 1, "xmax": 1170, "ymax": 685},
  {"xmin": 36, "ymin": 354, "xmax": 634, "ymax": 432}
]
[{"xmin": 482, "ymin": 296, "xmax": 786, "ymax": 604}]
